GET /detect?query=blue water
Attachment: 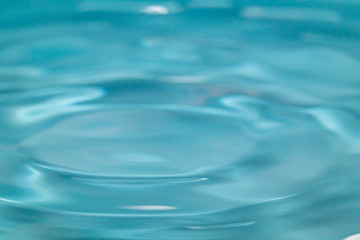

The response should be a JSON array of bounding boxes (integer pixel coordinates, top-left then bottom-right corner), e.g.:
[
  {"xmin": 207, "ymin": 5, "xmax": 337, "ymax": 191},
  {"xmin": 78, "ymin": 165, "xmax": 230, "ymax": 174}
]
[{"xmin": 1, "ymin": 1, "xmax": 360, "ymax": 239}]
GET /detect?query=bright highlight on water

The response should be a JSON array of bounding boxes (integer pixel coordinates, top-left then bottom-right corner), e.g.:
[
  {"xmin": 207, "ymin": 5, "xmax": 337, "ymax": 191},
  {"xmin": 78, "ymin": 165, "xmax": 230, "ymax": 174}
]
[{"xmin": 0, "ymin": 0, "xmax": 360, "ymax": 239}]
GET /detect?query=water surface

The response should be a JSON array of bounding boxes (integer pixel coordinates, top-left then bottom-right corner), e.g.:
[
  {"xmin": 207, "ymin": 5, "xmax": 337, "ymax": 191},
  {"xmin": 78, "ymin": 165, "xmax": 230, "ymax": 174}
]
[{"xmin": 1, "ymin": 1, "xmax": 360, "ymax": 239}]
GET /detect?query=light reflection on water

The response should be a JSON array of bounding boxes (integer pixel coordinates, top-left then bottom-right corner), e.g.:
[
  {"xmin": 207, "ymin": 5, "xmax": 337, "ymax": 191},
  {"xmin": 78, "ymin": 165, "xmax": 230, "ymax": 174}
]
[{"xmin": 0, "ymin": 1, "xmax": 360, "ymax": 239}]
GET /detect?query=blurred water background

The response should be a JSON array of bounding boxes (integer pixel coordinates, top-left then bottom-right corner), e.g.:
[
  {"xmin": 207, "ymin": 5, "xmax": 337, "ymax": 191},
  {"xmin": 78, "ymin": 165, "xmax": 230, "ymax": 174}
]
[{"xmin": 1, "ymin": 0, "xmax": 360, "ymax": 239}]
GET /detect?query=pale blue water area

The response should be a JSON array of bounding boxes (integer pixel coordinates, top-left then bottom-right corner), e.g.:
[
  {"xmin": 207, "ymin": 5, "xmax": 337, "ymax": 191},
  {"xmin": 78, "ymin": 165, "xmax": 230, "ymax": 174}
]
[{"xmin": 1, "ymin": 0, "xmax": 360, "ymax": 239}]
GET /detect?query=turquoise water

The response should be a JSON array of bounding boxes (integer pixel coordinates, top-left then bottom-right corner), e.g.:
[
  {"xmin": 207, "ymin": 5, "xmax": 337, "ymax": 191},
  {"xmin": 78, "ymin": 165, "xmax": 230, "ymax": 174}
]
[{"xmin": 1, "ymin": 1, "xmax": 360, "ymax": 239}]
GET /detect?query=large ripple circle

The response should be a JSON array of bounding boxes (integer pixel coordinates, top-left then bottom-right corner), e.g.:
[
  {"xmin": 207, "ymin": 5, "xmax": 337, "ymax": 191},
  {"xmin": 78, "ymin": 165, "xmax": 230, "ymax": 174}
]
[{"xmin": 21, "ymin": 108, "xmax": 254, "ymax": 177}]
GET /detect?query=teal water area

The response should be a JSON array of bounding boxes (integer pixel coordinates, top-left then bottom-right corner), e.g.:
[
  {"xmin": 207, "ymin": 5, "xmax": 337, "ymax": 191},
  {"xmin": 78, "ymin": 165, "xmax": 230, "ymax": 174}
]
[{"xmin": 1, "ymin": 1, "xmax": 360, "ymax": 239}]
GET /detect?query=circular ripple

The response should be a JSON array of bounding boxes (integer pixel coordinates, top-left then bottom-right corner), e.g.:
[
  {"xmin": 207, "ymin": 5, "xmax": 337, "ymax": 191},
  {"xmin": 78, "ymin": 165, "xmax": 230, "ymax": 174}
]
[{"xmin": 20, "ymin": 108, "xmax": 253, "ymax": 177}]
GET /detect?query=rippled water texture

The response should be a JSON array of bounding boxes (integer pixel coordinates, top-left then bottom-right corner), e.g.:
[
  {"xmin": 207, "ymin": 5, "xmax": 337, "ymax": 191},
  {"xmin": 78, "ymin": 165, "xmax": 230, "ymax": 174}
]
[{"xmin": 1, "ymin": 1, "xmax": 360, "ymax": 239}]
